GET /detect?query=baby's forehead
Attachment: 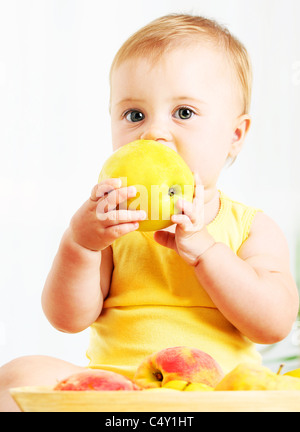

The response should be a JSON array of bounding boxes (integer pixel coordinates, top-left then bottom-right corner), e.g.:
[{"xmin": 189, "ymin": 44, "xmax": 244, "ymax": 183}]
[
  {"xmin": 115, "ymin": 37, "xmax": 223, "ymax": 67},
  {"xmin": 111, "ymin": 43, "xmax": 242, "ymax": 110},
  {"xmin": 114, "ymin": 41, "xmax": 236, "ymax": 89},
  {"xmin": 115, "ymin": 38, "xmax": 235, "ymax": 81}
]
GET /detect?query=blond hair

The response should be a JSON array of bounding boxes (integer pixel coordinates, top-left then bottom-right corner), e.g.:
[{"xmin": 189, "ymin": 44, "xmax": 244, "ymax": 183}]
[{"xmin": 110, "ymin": 14, "xmax": 252, "ymax": 114}]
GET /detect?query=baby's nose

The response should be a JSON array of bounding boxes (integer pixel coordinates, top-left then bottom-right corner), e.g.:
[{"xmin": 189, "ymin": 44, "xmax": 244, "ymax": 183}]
[{"xmin": 139, "ymin": 126, "xmax": 174, "ymax": 149}]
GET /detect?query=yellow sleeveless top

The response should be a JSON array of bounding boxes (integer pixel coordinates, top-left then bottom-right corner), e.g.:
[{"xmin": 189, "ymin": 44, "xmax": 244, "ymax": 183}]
[{"xmin": 87, "ymin": 191, "xmax": 262, "ymax": 377}]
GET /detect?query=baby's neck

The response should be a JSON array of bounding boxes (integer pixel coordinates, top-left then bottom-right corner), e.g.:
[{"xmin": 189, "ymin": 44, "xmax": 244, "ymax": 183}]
[{"xmin": 204, "ymin": 188, "xmax": 220, "ymax": 225}]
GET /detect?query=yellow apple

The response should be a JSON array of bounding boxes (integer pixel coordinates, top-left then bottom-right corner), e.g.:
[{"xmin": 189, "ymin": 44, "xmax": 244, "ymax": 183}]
[
  {"xmin": 98, "ymin": 140, "xmax": 195, "ymax": 232},
  {"xmin": 184, "ymin": 382, "xmax": 214, "ymax": 391},
  {"xmin": 143, "ymin": 387, "xmax": 178, "ymax": 392},
  {"xmin": 215, "ymin": 363, "xmax": 300, "ymax": 391},
  {"xmin": 133, "ymin": 346, "xmax": 224, "ymax": 389},
  {"xmin": 163, "ymin": 380, "xmax": 189, "ymax": 390},
  {"xmin": 284, "ymin": 368, "xmax": 300, "ymax": 379},
  {"xmin": 162, "ymin": 380, "xmax": 214, "ymax": 391}
]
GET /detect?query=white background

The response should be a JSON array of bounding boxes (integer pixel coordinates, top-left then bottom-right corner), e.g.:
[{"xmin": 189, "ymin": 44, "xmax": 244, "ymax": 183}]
[{"xmin": 0, "ymin": 0, "xmax": 300, "ymax": 370}]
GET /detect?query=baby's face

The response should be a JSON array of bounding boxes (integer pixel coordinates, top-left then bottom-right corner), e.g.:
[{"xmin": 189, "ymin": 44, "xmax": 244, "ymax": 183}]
[{"xmin": 110, "ymin": 43, "xmax": 248, "ymax": 196}]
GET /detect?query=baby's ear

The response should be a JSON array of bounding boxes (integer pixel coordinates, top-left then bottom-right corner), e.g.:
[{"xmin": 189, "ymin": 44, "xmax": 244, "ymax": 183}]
[{"xmin": 229, "ymin": 114, "xmax": 251, "ymax": 158}]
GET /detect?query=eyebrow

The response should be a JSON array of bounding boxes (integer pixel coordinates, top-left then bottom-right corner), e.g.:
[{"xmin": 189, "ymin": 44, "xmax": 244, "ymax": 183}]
[
  {"xmin": 115, "ymin": 96, "xmax": 207, "ymax": 106},
  {"xmin": 115, "ymin": 98, "xmax": 145, "ymax": 106},
  {"xmin": 171, "ymin": 96, "xmax": 207, "ymax": 105}
]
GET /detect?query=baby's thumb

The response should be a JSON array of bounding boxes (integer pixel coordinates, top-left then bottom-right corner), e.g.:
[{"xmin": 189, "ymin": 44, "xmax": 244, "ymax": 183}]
[{"xmin": 153, "ymin": 230, "xmax": 176, "ymax": 250}]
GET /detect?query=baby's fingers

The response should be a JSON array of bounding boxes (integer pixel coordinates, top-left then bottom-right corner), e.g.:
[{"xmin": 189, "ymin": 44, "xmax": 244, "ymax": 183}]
[
  {"xmin": 96, "ymin": 186, "xmax": 137, "ymax": 213},
  {"xmin": 176, "ymin": 198, "xmax": 193, "ymax": 216},
  {"xmin": 171, "ymin": 213, "xmax": 194, "ymax": 232},
  {"xmin": 90, "ymin": 178, "xmax": 122, "ymax": 202},
  {"xmin": 193, "ymin": 173, "xmax": 204, "ymax": 198},
  {"xmin": 173, "ymin": 189, "xmax": 204, "ymax": 230},
  {"xmin": 175, "ymin": 198, "xmax": 198, "ymax": 225},
  {"xmin": 96, "ymin": 209, "xmax": 146, "ymax": 224}
]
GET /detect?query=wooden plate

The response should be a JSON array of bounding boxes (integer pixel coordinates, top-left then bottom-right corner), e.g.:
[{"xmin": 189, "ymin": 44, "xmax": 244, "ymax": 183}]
[{"xmin": 9, "ymin": 386, "xmax": 300, "ymax": 412}]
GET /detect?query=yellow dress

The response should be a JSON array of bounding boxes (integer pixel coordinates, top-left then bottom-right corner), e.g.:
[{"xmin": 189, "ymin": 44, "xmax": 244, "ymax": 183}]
[{"xmin": 86, "ymin": 191, "xmax": 262, "ymax": 377}]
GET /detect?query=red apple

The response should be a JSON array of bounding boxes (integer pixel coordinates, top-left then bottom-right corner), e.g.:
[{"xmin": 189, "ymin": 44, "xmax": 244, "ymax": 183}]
[
  {"xmin": 54, "ymin": 369, "xmax": 140, "ymax": 391},
  {"xmin": 133, "ymin": 346, "xmax": 224, "ymax": 389}
]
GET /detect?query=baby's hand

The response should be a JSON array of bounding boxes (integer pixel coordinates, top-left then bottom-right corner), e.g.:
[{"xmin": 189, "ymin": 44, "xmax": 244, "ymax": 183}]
[
  {"xmin": 70, "ymin": 178, "xmax": 146, "ymax": 251},
  {"xmin": 154, "ymin": 175, "xmax": 215, "ymax": 266}
]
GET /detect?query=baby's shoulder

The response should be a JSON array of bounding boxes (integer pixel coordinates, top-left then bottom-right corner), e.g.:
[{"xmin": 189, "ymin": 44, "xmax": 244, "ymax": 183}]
[
  {"xmin": 249, "ymin": 211, "xmax": 286, "ymax": 242},
  {"xmin": 238, "ymin": 211, "xmax": 290, "ymax": 267},
  {"xmin": 219, "ymin": 192, "xmax": 261, "ymax": 237},
  {"xmin": 221, "ymin": 192, "xmax": 260, "ymax": 213}
]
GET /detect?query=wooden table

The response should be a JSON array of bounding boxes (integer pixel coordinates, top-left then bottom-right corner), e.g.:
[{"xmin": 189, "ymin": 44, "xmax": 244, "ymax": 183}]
[{"xmin": 10, "ymin": 386, "xmax": 300, "ymax": 412}]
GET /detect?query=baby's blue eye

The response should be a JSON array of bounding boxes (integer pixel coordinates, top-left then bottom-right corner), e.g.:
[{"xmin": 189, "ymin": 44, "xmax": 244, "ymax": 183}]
[
  {"xmin": 174, "ymin": 107, "xmax": 194, "ymax": 120},
  {"xmin": 125, "ymin": 110, "xmax": 145, "ymax": 122}
]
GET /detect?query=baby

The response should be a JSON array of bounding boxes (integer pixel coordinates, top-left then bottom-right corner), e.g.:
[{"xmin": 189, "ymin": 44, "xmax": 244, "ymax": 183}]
[{"xmin": 1, "ymin": 14, "xmax": 298, "ymax": 411}]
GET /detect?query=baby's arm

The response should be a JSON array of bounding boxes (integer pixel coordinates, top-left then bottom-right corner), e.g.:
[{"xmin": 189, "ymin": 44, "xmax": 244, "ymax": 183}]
[
  {"xmin": 155, "ymin": 185, "xmax": 299, "ymax": 344},
  {"xmin": 42, "ymin": 178, "xmax": 145, "ymax": 333},
  {"xmin": 194, "ymin": 212, "xmax": 299, "ymax": 344}
]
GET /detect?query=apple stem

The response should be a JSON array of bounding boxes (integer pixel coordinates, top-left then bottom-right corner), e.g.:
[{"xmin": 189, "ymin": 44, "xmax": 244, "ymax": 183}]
[
  {"xmin": 183, "ymin": 382, "xmax": 191, "ymax": 391},
  {"xmin": 154, "ymin": 372, "xmax": 163, "ymax": 381},
  {"xmin": 276, "ymin": 363, "xmax": 285, "ymax": 375}
]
